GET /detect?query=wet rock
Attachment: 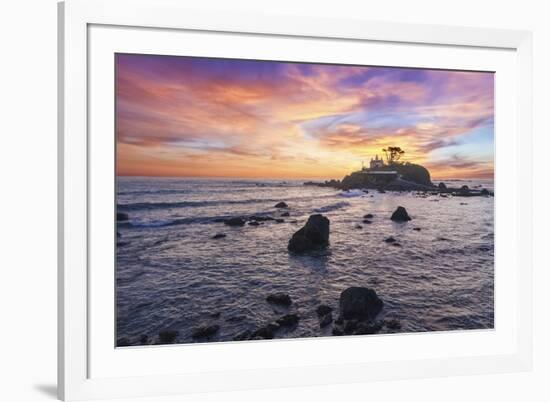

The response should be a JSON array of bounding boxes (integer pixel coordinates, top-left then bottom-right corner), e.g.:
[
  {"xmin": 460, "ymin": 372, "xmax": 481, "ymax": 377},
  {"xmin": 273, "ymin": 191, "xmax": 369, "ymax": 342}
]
[
  {"xmin": 481, "ymin": 188, "xmax": 490, "ymax": 196},
  {"xmin": 385, "ymin": 319, "xmax": 402, "ymax": 331},
  {"xmin": 224, "ymin": 217, "xmax": 246, "ymax": 226},
  {"xmin": 212, "ymin": 233, "xmax": 226, "ymax": 239},
  {"xmin": 275, "ymin": 218, "xmax": 285, "ymax": 223},
  {"xmin": 363, "ymin": 213, "xmax": 374, "ymax": 219},
  {"xmin": 392, "ymin": 242, "xmax": 402, "ymax": 247},
  {"xmin": 275, "ymin": 202, "xmax": 288, "ymax": 208},
  {"xmin": 280, "ymin": 211, "xmax": 290, "ymax": 217},
  {"xmin": 438, "ymin": 182, "xmax": 447, "ymax": 189},
  {"xmin": 276, "ymin": 314, "xmax": 299, "ymax": 327},
  {"xmin": 209, "ymin": 312, "xmax": 221, "ymax": 319},
  {"xmin": 253, "ymin": 323, "xmax": 280, "ymax": 339},
  {"xmin": 362, "ymin": 219, "xmax": 373, "ymax": 224},
  {"xmin": 339, "ymin": 287, "xmax": 383, "ymax": 321},
  {"xmin": 117, "ymin": 337, "xmax": 131, "ymax": 347},
  {"xmin": 316, "ymin": 305, "xmax": 333, "ymax": 317},
  {"xmin": 343, "ymin": 320, "xmax": 358, "ymax": 334},
  {"xmin": 192, "ymin": 325, "xmax": 220, "ymax": 339},
  {"xmin": 354, "ymin": 321, "xmax": 383, "ymax": 335},
  {"xmin": 355, "ymin": 225, "xmax": 363, "ymax": 229},
  {"xmin": 139, "ymin": 335, "xmax": 149, "ymax": 345},
  {"xmin": 385, "ymin": 236, "xmax": 397, "ymax": 243},
  {"xmin": 332, "ymin": 327, "xmax": 344, "ymax": 336},
  {"xmin": 319, "ymin": 312, "xmax": 333, "ymax": 328},
  {"xmin": 390, "ymin": 206, "xmax": 411, "ymax": 222},
  {"xmin": 117, "ymin": 231, "xmax": 121, "ymax": 238},
  {"xmin": 460, "ymin": 185, "xmax": 470, "ymax": 192},
  {"xmin": 248, "ymin": 221, "xmax": 260, "ymax": 226},
  {"xmin": 158, "ymin": 329, "xmax": 178, "ymax": 344},
  {"xmin": 266, "ymin": 293, "xmax": 292, "ymax": 306},
  {"xmin": 413, "ymin": 227, "xmax": 421, "ymax": 231},
  {"xmin": 335, "ymin": 316, "xmax": 344, "ymax": 326},
  {"xmin": 117, "ymin": 212, "xmax": 129, "ymax": 221},
  {"xmin": 288, "ymin": 214, "xmax": 330, "ymax": 253}
]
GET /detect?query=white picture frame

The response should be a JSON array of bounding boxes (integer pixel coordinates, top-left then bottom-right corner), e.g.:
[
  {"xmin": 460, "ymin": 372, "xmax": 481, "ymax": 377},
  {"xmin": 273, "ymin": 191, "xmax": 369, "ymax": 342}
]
[{"xmin": 58, "ymin": 0, "xmax": 533, "ymax": 400}]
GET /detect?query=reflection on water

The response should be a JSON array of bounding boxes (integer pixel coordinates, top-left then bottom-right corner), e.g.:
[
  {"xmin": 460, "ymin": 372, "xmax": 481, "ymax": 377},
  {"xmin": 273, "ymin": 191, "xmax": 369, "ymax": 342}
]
[{"xmin": 116, "ymin": 177, "xmax": 494, "ymax": 345}]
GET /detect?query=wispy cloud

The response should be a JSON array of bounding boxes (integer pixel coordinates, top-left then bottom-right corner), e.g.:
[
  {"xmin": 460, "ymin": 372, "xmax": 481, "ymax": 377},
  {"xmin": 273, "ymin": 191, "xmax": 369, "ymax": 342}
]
[{"xmin": 116, "ymin": 54, "xmax": 494, "ymax": 179}]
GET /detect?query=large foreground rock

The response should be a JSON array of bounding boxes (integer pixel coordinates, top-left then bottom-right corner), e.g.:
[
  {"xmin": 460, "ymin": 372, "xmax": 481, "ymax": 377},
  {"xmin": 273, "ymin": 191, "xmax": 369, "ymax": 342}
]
[
  {"xmin": 390, "ymin": 206, "xmax": 411, "ymax": 222},
  {"xmin": 288, "ymin": 214, "xmax": 330, "ymax": 252},
  {"xmin": 339, "ymin": 287, "xmax": 383, "ymax": 320}
]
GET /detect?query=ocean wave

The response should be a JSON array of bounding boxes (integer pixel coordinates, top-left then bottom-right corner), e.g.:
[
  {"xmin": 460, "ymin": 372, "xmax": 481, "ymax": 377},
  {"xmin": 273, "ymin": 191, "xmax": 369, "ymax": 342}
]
[
  {"xmin": 338, "ymin": 189, "xmax": 368, "ymax": 198},
  {"xmin": 118, "ymin": 193, "xmax": 336, "ymax": 211},
  {"xmin": 314, "ymin": 201, "xmax": 351, "ymax": 213}
]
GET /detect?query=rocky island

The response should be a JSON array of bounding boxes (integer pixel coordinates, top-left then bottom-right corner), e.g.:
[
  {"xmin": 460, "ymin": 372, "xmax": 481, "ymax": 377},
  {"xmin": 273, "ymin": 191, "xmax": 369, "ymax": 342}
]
[{"xmin": 305, "ymin": 148, "xmax": 493, "ymax": 197}]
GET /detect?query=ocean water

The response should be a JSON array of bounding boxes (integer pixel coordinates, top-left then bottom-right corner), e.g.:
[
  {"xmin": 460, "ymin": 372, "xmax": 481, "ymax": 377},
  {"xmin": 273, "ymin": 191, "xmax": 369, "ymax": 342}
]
[{"xmin": 116, "ymin": 177, "xmax": 494, "ymax": 345}]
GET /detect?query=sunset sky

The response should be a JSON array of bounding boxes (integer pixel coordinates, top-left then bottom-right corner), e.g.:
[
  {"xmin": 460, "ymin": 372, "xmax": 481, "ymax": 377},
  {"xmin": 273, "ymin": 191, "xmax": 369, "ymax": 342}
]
[{"xmin": 116, "ymin": 54, "xmax": 494, "ymax": 179}]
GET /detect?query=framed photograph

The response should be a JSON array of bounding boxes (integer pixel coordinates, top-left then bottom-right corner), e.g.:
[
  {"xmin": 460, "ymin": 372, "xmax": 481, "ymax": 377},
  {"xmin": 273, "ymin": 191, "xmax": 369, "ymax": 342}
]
[{"xmin": 58, "ymin": 0, "xmax": 533, "ymax": 400}]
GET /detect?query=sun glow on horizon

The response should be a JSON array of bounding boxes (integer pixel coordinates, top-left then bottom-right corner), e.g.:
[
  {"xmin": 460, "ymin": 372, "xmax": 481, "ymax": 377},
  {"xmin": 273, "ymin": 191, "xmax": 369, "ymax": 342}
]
[{"xmin": 116, "ymin": 54, "xmax": 494, "ymax": 180}]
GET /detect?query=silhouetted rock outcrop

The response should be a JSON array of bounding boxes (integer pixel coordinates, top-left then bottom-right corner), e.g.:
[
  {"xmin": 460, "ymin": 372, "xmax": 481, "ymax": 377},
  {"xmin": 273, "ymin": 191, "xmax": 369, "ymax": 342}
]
[
  {"xmin": 390, "ymin": 206, "xmax": 411, "ymax": 222},
  {"xmin": 266, "ymin": 293, "xmax": 292, "ymax": 306},
  {"xmin": 339, "ymin": 287, "xmax": 383, "ymax": 320},
  {"xmin": 288, "ymin": 214, "xmax": 330, "ymax": 253}
]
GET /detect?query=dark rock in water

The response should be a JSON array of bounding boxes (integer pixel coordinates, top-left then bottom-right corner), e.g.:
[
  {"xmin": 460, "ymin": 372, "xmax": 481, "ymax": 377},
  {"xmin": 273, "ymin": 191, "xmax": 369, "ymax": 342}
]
[
  {"xmin": 335, "ymin": 316, "xmax": 344, "ymax": 326},
  {"xmin": 355, "ymin": 224, "xmax": 363, "ymax": 229},
  {"xmin": 266, "ymin": 293, "xmax": 292, "ymax": 306},
  {"xmin": 275, "ymin": 218, "xmax": 285, "ymax": 223},
  {"xmin": 139, "ymin": 335, "xmax": 149, "ymax": 345},
  {"xmin": 354, "ymin": 321, "xmax": 383, "ymax": 335},
  {"xmin": 385, "ymin": 236, "xmax": 397, "ymax": 243},
  {"xmin": 390, "ymin": 206, "xmax": 411, "ymax": 222},
  {"xmin": 117, "ymin": 212, "xmax": 129, "ymax": 221},
  {"xmin": 413, "ymin": 227, "xmax": 421, "ymax": 231},
  {"xmin": 460, "ymin": 185, "xmax": 470, "ymax": 191},
  {"xmin": 117, "ymin": 231, "xmax": 121, "ymax": 238},
  {"xmin": 248, "ymin": 221, "xmax": 260, "ymax": 226},
  {"xmin": 209, "ymin": 312, "xmax": 221, "ymax": 319},
  {"xmin": 362, "ymin": 219, "xmax": 373, "ymax": 224},
  {"xmin": 275, "ymin": 202, "xmax": 288, "ymax": 208},
  {"xmin": 385, "ymin": 319, "xmax": 402, "ymax": 331},
  {"xmin": 392, "ymin": 242, "xmax": 402, "ymax": 247},
  {"xmin": 332, "ymin": 327, "xmax": 344, "ymax": 336},
  {"xmin": 117, "ymin": 337, "xmax": 131, "ymax": 347},
  {"xmin": 280, "ymin": 211, "xmax": 290, "ymax": 217},
  {"xmin": 481, "ymin": 188, "xmax": 490, "ymax": 196},
  {"xmin": 288, "ymin": 214, "xmax": 330, "ymax": 253},
  {"xmin": 438, "ymin": 182, "xmax": 447, "ymax": 189},
  {"xmin": 364, "ymin": 213, "xmax": 374, "ymax": 219},
  {"xmin": 233, "ymin": 330, "xmax": 253, "ymax": 341},
  {"xmin": 316, "ymin": 305, "xmax": 333, "ymax": 317},
  {"xmin": 478, "ymin": 245, "xmax": 492, "ymax": 252},
  {"xmin": 276, "ymin": 314, "xmax": 299, "ymax": 327},
  {"xmin": 192, "ymin": 325, "xmax": 220, "ymax": 339},
  {"xmin": 158, "ymin": 330, "xmax": 178, "ymax": 344},
  {"xmin": 224, "ymin": 217, "xmax": 246, "ymax": 226},
  {"xmin": 319, "ymin": 312, "xmax": 333, "ymax": 328},
  {"xmin": 339, "ymin": 287, "xmax": 383, "ymax": 320},
  {"xmin": 253, "ymin": 323, "xmax": 280, "ymax": 339},
  {"xmin": 343, "ymin": 320, "xmax": 359, "ymax": 334},
  {"xmin": 212, "ymin": 233, "xmax": 226, "ymax": 239}
]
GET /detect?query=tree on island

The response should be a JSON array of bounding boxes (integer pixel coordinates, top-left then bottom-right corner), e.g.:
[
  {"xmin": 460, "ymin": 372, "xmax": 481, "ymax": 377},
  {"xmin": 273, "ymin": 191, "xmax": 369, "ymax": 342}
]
[{"xmin": 382, "ymin": 146, "xmax": 405, "ymax": 165}]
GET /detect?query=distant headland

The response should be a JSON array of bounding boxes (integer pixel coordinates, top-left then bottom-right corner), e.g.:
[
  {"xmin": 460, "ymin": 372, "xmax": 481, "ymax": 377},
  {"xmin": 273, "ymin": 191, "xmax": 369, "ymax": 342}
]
[{"xmin": 304, "ymin": 147, "xmax": 493, "ymax": 197}]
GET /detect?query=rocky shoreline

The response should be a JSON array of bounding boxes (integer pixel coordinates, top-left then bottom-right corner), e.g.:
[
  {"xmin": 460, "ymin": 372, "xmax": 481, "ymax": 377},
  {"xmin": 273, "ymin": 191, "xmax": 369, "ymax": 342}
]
[{"xmin": 116, "ymin": 203, "xmax": 425, "ymax": 346}]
